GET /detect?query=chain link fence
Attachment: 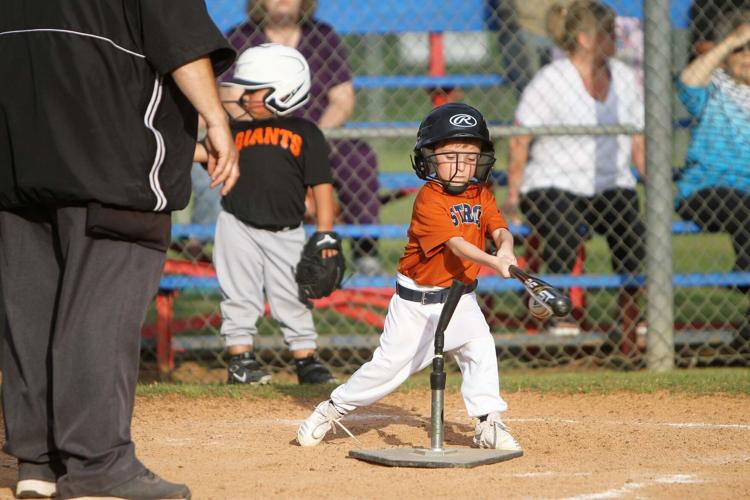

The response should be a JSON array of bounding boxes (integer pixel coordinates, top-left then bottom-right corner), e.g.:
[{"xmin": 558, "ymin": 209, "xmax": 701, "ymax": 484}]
[{"xmin": 148, "ymin": 0, "xmax": 750, "ymax": 380}]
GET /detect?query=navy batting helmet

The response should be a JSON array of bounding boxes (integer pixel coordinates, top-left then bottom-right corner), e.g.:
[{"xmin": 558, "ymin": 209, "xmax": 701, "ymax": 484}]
[{"xmin": 411, "ymin": 103, "xmax": 495, "ymax": 194}]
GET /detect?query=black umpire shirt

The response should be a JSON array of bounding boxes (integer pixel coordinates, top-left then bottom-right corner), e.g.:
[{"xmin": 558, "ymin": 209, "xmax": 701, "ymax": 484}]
[
  {"xmin": 221, "ymin": 116, "xmax": 332, "ymax": 229},
  {"xmin": 0, "ymin": 0, "xmax": 234, "ymax": 212}
]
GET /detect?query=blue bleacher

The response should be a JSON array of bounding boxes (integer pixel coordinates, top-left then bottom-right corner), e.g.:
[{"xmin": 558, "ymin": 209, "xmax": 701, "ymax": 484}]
[
  {"xmin": 171, "ymin": 220, "xmax": 702, "ymax": 244},
  {"xmin": 353, "ymin": 74, "xmax": 505, "ymax": 90},
  {"xmin": 161, "ymin": 264, "xmax": 750, "ymax": 294},
  {"xmin": 165, "ymin": 218, "xmax": 750, "ymax": 294},
  {"xmin": 209, "ymin": 0, "xmax": 490, "ymax": 36},
  {"xmin": 206, "ymin": 1, "xmax": 693, "ymax": 37}
]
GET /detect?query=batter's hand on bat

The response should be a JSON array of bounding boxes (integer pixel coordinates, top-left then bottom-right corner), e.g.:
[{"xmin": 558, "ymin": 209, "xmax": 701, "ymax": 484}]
[
  {"xmin": 495, "ymin": 249, "xmax": 517, "ymax": 278},
  {"xmin": 205, "ymin": 121, "xmax": 239, "ymax": 196}
]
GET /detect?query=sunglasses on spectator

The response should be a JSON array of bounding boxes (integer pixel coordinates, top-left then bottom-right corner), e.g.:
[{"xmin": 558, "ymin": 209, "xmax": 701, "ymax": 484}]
[{"xmin": 732, "ymin": 44, "xmax": 750, "ymax": 54}]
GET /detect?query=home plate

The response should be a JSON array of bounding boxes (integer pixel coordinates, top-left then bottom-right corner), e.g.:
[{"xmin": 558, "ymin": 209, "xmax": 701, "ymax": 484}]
[{"xmin": 349, "ymin": 448, "xmax": 523, "ymax": 468}]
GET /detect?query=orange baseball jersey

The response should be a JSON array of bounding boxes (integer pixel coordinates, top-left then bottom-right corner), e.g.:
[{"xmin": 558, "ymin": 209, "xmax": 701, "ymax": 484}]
[{"xmin": 398, "ymin": 182, "xmax": 508, "ymax": 288}]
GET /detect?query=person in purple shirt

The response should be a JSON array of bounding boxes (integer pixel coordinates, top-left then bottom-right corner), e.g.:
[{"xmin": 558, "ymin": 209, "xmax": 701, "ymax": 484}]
[{"xmin": 219, "ymin": 0, "xmax": 383, "ymax": 275}]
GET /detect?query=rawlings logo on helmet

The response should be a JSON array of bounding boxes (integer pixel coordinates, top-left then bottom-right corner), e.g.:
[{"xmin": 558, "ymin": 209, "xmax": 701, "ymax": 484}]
[
  {"xmin": 449, "ymin": 114, "xmax": 478, "ymax": 127},
  {"xmin": 411, "ymin": 103, "xmax": 496, "ymax": 194}
]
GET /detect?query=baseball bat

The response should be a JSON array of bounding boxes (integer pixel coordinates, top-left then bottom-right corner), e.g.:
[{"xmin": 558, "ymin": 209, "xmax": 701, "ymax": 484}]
[
  {"xmin": 508, "ymin": 265, "xmax": 571, "ymax": 317},
  {"xmin": 430, "ymin": 279, "xmax": 465, "ymax": 451}
]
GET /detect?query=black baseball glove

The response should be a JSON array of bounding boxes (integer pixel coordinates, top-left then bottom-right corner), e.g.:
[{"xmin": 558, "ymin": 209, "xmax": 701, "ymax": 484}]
[{"xmin": 295, "ymin": 231, "xmax": 345, "ymax": 304}]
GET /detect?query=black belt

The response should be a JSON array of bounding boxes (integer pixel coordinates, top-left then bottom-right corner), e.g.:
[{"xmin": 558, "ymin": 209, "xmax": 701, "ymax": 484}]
[
  {"xmin": 248, "ymin": 222, "xmax": 301, "ymax": 232},
  {"xmin": 396, "ymin": 280, "xmax": 477, "ymax": 305}
]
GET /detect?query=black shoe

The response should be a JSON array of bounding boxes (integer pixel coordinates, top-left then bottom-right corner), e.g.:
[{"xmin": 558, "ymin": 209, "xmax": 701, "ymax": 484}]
[
  {"xmin": 101, "ymin": 469, "xmax": 190, "ymax": 499},
  {"xmin": 227, "ymin": 351, "xmax": 271, "ymax": 385},
  {"xmin": 295, "ymin": 355, "xmax": 337, "ymax": 385}
]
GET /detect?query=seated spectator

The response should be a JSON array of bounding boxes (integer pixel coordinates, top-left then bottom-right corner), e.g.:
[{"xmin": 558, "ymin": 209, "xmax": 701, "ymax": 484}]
[
  {"xmin": 676, "ymin": 11, "xmax": 750, "ymax": 350},
  {"xmin": 220, "ymin": 0, "xmax": 384, "ymax": 275},
  {"xmin": 487, "ymin": 0, "xmax": 646, "ymax": 94},
  {"xmin": 545, "ymin": 2, "xmax": 645, "ymax": 82},
  {"xmin": 503, "ymin": 0, "xmax": 646, "ymax": 347}
]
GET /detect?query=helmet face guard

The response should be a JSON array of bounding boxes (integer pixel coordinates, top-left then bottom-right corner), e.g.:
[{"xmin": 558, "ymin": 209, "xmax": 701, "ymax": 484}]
[
  {"xmin": 412, "ymin": 149, "xmax": 495, "ymax": 194},
  {"xmin": 412, "ymin": 103, "xmax": 495, "ymax": 194}
]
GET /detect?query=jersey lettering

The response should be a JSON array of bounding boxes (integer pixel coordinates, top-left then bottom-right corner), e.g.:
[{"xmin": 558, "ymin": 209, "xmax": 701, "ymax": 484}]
[
  {"xmin": 472, "ymin": 205, "xmax": 482, "ymax": 228},
  {"xmin": 234, "ymin": 127, "xmax": 303, "ymax": 157},
  {"xmin": 449, "ymin": 203, "xmax": 482, "ymax": 228}
]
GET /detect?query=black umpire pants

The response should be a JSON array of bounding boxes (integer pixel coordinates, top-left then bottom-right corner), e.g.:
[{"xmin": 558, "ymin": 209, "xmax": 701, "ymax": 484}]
[
  {"xmin": 0, "ymin": 206, "xmax": 165, "ymax": 498},
  {"xmin": 521, "ymin": 187, "xmax": 646, "ymax": 280},
  {"xmin": 677, "ymin": 188, "xmax": 750, "ymax": 276},
  {"xmin": 678, "ymin": 188, "xmax": 750, "ymax": 347}
]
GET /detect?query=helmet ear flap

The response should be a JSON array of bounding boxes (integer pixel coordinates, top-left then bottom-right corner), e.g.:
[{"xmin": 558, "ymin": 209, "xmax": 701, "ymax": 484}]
[
  {"xmin": 411, "ymin": 154, "xmax": 427, "ymax": 180},
  {"xmin": 411, "ymin": 147, "xmax": 434, "ymax": 180}
]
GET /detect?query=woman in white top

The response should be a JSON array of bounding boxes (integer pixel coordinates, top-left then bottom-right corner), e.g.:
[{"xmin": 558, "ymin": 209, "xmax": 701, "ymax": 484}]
[{"xmin": 504, "ymin": 0, "xmax": 646, "ymax": 345}]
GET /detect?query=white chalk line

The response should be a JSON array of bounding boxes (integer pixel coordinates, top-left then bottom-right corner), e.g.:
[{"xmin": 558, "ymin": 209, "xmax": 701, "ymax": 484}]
[
  {"xmin": 508, "ymin": 417, "xmax": 750, "ymax": 430},
  {"xmin": 561, "ymin": 474, "xmax": 703, "ymax": 500},
  {"xmin": 274, "ymin": 414, "xmax": 750, "ymax": 431}
]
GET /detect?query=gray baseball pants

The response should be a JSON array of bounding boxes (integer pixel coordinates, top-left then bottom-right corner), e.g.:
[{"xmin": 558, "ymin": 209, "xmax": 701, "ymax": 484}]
[
  {"xmin": 0, "ymin": 206, "xmax": 164, "ymax": 498},
  {"xmin": 213, "ymin": 210, "xmax": 318, "ymax": 352}
]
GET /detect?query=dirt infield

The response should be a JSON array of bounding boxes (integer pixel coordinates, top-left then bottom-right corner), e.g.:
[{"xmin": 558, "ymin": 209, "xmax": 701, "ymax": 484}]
[{"xmin": 1, "ymin": 389, "xmax": 749, "ymax": 499}]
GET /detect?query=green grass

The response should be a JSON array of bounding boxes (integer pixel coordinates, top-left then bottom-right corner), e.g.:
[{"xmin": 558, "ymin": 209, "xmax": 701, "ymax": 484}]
[
  {"xmin": 495, "ymin": 368, "xmax": 750, "ymax": 395},
  {"xmin": 136, "ymin": 368, "xmax": 750, "ymax": 398}
]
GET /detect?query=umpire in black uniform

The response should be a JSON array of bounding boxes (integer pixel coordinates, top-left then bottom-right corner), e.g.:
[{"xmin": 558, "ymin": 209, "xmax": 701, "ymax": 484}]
[{"xmin": 0, "ymin": 1, "xmax": 238, "ymax": 498}]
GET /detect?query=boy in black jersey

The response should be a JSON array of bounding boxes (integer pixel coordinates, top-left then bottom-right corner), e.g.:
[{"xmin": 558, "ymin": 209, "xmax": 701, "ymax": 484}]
[{"xmin": 195, "ymin": 43, "xmax": 338, "ymax": 385}]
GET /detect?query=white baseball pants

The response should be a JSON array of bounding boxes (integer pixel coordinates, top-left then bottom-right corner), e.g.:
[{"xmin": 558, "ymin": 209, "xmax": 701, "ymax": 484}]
[{"xmin": 331, "ymin": 278, "xmax": 508, "ymax": 417}]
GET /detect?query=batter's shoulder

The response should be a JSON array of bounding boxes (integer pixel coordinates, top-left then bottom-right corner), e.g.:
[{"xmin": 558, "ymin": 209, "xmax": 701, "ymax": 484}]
[
  {"xmin": 415, "ymin": 184, "xmax": 456, "ymax": 216},
  {"xmin": 415, "ymin": 182, "xmax": 445, "ymax": 201}
]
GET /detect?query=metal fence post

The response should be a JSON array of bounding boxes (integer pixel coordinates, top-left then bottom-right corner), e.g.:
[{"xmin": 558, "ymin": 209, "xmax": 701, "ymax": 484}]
[{"xmin": 644, "ymin": 0, "xmax": 674, "ymax": 371}]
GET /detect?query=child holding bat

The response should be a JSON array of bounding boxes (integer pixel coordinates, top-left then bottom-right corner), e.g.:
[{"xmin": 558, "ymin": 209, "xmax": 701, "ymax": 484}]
[{"xmin": 297, "ymin": 103, "xmax": 522, "ymax": 452}]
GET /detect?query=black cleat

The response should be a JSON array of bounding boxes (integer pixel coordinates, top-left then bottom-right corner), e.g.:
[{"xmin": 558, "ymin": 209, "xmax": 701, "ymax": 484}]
[
  {"xmin": 295, "ymin": 355, "xmax": 337, "ymax": 385},
  {"xmin": 227, "ymin": 351, "xmax": 272, "ymax": 385},
  {"xmin": 100, "ymin": 469, "xmax": 191, "ymax": 499}
]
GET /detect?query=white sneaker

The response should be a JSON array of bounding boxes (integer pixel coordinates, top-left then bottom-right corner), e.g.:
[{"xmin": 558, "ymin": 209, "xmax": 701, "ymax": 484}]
[
  {"xmin": 16, "ymin": 479, "xmax": 57, "ymax": 498},
  {"xmin": 297, "ymin": 400, "xmax": 347, "ymax": 447},
  {"xmin": 473, "ymin": 413, "xmax": 522, "ymax": 452}
]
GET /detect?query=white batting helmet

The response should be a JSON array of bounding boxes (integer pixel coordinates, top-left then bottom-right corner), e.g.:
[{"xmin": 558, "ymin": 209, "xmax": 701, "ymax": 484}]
[{"xmin": 222, "ymin": 43, "xmax": 311, "ymax": 116}]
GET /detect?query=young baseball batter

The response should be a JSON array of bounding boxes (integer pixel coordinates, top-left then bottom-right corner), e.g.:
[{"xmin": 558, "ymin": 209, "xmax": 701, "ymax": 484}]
[
  {"xmin": 297, "ymin": 103, "xmax": 522, "ymax": 451},
  {"xmin": 195, "ymin": 43, "xmax": 339, "ymax": 385}
]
